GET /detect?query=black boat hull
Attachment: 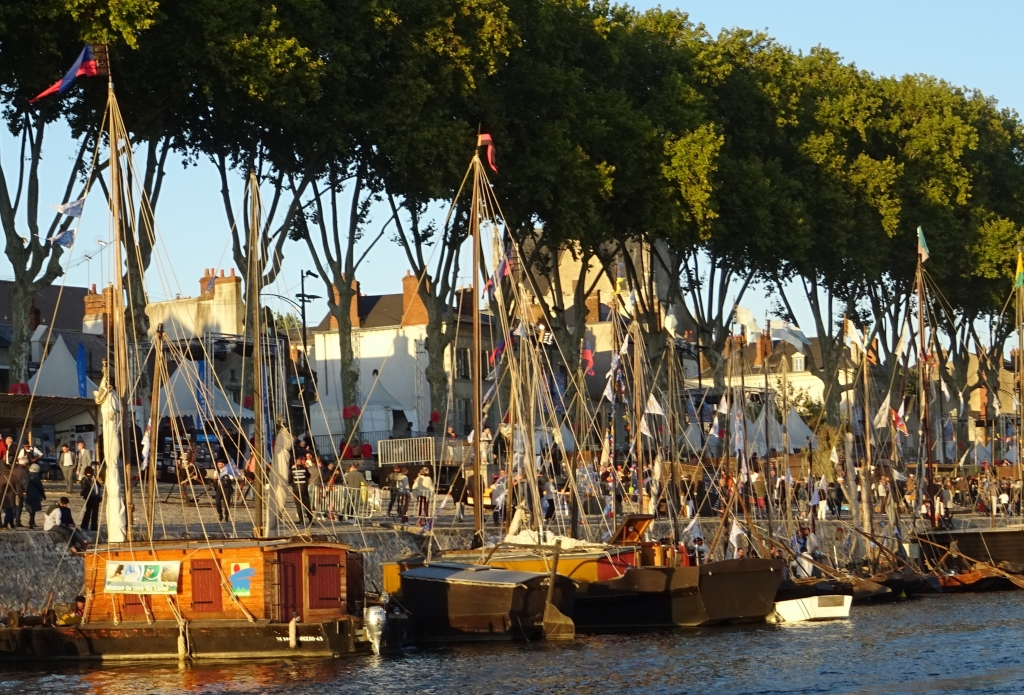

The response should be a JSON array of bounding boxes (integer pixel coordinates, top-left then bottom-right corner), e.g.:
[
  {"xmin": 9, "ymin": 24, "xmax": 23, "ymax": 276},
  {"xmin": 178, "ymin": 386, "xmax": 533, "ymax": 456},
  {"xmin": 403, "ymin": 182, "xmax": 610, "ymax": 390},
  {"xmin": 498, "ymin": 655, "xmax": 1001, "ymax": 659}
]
[
  {"xmin": 0, "ymin": 618, "xmax": 380, "ymax": 661},
  {"xmin": 573, "ymin": 558, "xmax": 784, "ymax": 630}
]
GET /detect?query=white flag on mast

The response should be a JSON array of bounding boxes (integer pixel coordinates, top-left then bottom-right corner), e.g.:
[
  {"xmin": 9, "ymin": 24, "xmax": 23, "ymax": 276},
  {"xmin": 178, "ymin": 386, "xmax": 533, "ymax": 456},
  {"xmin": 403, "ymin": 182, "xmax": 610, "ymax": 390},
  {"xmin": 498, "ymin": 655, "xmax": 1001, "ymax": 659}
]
[{"xmin": 873, "ymin": 392, "xmax": 891, "ymax": 429}]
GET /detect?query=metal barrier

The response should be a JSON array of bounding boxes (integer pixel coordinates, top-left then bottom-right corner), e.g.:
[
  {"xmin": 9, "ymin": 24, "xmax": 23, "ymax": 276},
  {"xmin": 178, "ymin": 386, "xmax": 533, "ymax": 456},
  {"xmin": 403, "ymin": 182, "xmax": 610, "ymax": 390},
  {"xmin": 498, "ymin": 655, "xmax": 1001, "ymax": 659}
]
[
  {"xmin": 378, "ymin": 437, "xmax": 434, "ymax": 467},
  {"xmin": 310, "ymin": 485, "xmax": 382, "ymax": 519}
]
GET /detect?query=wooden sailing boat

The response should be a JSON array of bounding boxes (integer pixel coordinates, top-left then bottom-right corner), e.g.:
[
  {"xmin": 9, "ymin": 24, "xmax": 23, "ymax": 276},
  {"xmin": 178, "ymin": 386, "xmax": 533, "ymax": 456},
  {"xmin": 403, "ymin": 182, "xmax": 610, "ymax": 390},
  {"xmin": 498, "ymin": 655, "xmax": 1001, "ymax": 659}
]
[{"xmin": 0, "ymin": 66, "xmax": 391, "ymax": 661}]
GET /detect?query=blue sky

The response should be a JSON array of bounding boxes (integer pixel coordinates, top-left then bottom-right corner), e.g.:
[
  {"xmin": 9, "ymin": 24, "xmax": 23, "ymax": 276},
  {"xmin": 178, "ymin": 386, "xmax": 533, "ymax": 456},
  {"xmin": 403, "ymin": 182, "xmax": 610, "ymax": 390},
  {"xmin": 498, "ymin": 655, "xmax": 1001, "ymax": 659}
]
[{"xmin": 6, "ymin": 1, "xmax": 1022, "ymax": 333}]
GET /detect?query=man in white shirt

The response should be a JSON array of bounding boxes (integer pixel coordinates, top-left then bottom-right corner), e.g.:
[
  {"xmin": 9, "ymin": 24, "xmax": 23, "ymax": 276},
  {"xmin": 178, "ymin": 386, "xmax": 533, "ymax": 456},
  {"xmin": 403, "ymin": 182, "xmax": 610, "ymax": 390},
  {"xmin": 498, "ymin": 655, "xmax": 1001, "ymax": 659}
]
[
  {"xmin": 44, "ymin": 497, "xmax": 88, "ymax": 553},
  {"xmin": 16, "ymin": 441, "xmax": 42, "ymax": 467},
  {"xmin": 59, "ymin": 444, "xmax": 76, "ymax": 492}
]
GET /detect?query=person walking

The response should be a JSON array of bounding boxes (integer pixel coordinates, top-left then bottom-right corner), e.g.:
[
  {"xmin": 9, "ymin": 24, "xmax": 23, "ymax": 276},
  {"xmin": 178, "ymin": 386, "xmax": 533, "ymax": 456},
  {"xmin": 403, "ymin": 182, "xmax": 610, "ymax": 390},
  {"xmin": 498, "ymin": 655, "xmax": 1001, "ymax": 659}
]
[
  {"xmin": 0, "ymin": 467, "xmax": 18, "ymax": 528},
  {"xmin": 9, "ymin": 456, "xmax": 31, "ymax": 527},
  {"xmin": 396, "ymin": 467, "xmax": 411, "ymax": 523},
  {"xmin": 386, "ymin": 466, "xmax": 402, "ymax": 517},
  {"xmin": 343, "ymin": 464, "xmax": 365, "ymax": 521},
  {"xmin": 308, "ymin": 456, "xmax": 326, "ymax": 518},
  {"xmin": 59, "ymin": 444, "xmax": 76, "ymax": 492},
  {"xmin": 79, "ymin": 467, "xmax": 102, "ymax": 532},
  {"xmin": 412, "ymin": 466, "xmax": 433, "ymax": 526},
  {"xmin": 290, "ymin": 456, "xmax": 313, "ymax": 526},
  {"xmin": 25, "ymin": 463, "xmax": 46, "ymax": 529},
  {"xmin": 214, "ymin": 459, "xmax": 236, "ymax": 523},
  {"xmin": 75, "ymin": 441, "xmax": 92, "ymax": 486}
]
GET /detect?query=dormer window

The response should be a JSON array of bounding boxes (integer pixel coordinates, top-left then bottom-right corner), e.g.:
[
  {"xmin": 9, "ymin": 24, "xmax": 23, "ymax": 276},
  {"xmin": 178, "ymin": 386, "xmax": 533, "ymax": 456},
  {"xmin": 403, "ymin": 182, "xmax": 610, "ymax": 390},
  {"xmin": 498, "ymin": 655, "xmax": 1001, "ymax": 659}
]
[{"xmin": 792, "ymin": 353, "xmax": 805, "ymax": 372}]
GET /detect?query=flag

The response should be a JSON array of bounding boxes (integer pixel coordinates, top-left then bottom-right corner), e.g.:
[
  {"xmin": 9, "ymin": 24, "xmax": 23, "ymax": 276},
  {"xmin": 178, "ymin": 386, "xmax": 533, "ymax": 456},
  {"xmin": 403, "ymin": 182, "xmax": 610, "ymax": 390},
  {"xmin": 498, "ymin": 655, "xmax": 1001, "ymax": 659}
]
[
  {"xmin": 477, "ymin": 133, "xmax": 498, "ymax": 173},
  {"xmin": 830, "ymin": 446, "xmax": 839, "ymax": 464},
  {"xmin": 483, "ymin": 254, "xmax": 511, "ymax": 299},
  {"xmin": 645, "ymin": 393, "xmax": 665, "ymax": 417},
  {"xmin": 53, "ymin": 197, "xmax": 86, "ymax": 218},
  {"xmin": 994, "ymin": 395, "xmax": 1001, "ymax": 417},
  {"xmin": 940, "ymin": 379, "xmax": 950, "ymax": 401},
  {"xmin": 619, "ymin": 334, "xmax": 630, "ymax": 355},
  {"xmin": 1016, "ymin": 251, "xmax": 1024, "ymax": 289},
  {"xmin": 640, "ymin": 416, "xmax": 652, "ymax": 438},
  {"xmin": 733, "ymin": 306, "xmax": 760, "ymax": 337},
  {"xmin": 917, "ymin": 226, "xmax": 929, "ymax": 263},
  {"xmin": 580, "ymin": 339, "xmax": 595, "ymax": 376},
  {"xmin": 29, "ymin": 46, "xmax": 100, "ymax": 104},
  {"xmin": 684, "ymin": 516, "xmax": 703, "ymax": 539},
  {"xmin": 895, "ymin": 321, "xmax": 909, "ymax": 360},
  {"xmin": 873, "ymin": 392, "xmax": 891, "ymax": 429},
  {"xmin": 771, "ymin": 324, "xmax": 810, "ymax": 350},
  {"xmin": 728, "ymin": 519, "xmax": 744, "ymax": 549},
  {"xmin": 140, "ymin": 424, "xmax": 151, "ymax": 472},
  {"xmin": 844, "ymin": 319, "xmax": 865, "ymax": 353},
  {"xmin": 48, "ymin": 227, "xmax": 76, "ymax": 249},
  {"xmin": 76, "ymin": 342, "xmax": 88, "ymax": 398},
  {"xmin": 891, "ymin": 407, "xmax": 909, "ymax": 436},
  {"xmin": 489, "ymin": 338, "xmax": 507, "ymax": 366},
  {"xmin": 717, "ymin": 396, "xmax": 729, "ymax": 415}
]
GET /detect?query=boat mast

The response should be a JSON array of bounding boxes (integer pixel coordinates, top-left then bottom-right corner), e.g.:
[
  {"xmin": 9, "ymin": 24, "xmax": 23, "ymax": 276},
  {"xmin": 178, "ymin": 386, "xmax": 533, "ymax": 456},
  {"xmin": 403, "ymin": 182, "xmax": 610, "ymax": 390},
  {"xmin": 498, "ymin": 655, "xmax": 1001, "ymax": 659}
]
[
  {"xmin": 145, "ymin": 325, "xmax": 164, "ymax": 539},
  {"xmin": 106, "ymin": 78, "xmax": 133, "ymax": 542},
  {"xmin": 861, "ymin": 327, "xmax": 873, "ymax": 534},
  {"xmin": 667, "ymin": 333, "xmax": 680, "ymax": 545},
  {"xmin": 1017, "ymin": 246, "xmax": 1023, "ymax": 495},
  {"xmin": 247, "ymin": 172, "xmax": 267, "ymax": 538},
  {"xmin": 470, "ymin": 153, "xmax": 484, "ymax": 548},
  {"xmin": 916, "ymin": 239, "xmax": 932, "ymax": 527}
]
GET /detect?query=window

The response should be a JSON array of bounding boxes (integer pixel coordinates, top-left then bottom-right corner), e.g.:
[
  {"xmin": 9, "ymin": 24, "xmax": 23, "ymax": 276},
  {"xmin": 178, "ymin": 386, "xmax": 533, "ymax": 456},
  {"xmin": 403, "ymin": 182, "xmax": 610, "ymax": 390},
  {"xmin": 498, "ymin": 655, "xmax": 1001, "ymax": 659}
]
[
  {"xmin": 456, "ymin": 398, "xmax": 472, "ymax": 435},
  {"xmin": 792, "ymin": 354, "xmax": 805, "ymax": 372},
  {"xmin": 455, "ymin": 348, "xmax": 471, "ymax": 380}
]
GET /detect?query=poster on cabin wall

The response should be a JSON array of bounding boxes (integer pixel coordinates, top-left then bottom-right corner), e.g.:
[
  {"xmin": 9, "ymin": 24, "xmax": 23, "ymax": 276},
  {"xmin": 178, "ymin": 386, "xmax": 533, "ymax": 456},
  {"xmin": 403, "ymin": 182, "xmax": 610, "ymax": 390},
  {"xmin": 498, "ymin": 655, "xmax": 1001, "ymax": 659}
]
[
  {"xmin": 103, "ymin": 560, "xmax": 181, "ymax": 594},
  {"xmin": 226, "ymin": 562, "xmax": 255, "ymax": 597}
]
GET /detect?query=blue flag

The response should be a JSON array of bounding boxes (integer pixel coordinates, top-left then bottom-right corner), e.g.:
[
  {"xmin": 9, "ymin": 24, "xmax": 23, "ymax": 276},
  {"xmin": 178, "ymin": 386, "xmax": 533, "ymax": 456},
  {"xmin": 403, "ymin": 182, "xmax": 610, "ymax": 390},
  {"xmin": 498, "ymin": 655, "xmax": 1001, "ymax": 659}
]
[
  {"xmin": 76, "ymin": 342, "xmax": 88, "ymax": 398},
  {"xmin": 196, "ymin": 360, "xmax": 207, "ymax": 429}
]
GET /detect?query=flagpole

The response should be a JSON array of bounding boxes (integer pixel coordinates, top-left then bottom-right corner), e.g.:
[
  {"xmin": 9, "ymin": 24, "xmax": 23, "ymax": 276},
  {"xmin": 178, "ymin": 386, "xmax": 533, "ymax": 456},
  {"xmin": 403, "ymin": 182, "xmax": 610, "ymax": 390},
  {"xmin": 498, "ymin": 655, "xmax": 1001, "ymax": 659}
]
[{"xmin": 917, "ymin": 235, "xmax": 933, "ymax": 527}]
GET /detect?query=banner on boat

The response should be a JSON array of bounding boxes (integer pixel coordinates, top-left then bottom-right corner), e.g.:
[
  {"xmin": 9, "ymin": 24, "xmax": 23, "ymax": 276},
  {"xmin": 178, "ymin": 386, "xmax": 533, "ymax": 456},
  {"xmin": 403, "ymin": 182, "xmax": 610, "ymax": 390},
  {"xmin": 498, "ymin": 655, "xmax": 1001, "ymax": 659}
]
[{"xmin": 103, "ymin": 560, "xmax": 181, "ymax": 594}]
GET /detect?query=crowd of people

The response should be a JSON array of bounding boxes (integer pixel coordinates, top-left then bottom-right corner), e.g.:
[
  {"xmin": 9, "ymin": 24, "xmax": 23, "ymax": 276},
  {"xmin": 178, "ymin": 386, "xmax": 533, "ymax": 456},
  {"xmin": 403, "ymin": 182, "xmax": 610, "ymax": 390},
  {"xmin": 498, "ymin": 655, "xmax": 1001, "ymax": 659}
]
[{"xmin": 0, "ymin": 435, "xmax": 98, "ymax": 554}]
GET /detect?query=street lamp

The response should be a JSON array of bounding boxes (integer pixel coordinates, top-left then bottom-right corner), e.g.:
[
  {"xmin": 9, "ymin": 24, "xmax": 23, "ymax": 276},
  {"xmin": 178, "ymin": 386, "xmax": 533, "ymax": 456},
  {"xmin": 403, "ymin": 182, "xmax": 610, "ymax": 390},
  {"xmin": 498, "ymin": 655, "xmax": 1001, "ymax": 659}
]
[{"xmin": 296, "ymin": 270, "xmax": 321, "ymax": 363}]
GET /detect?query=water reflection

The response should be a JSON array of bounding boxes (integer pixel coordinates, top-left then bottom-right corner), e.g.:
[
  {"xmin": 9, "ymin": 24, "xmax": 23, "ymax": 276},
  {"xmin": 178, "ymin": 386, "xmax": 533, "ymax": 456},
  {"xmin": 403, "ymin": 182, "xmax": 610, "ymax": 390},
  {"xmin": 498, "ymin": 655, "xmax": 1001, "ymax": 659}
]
[{"xmin": 4, "ymin": 594, "xmax": 1024, "ymax": 694}]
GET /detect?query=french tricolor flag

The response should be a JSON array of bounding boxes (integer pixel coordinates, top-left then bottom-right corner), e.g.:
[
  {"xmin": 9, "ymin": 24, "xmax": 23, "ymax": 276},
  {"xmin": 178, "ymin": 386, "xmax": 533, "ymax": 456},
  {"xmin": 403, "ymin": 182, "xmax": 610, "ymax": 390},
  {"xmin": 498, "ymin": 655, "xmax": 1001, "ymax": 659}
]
[{"xmin": 29, "ymin": 46, "xmax": 100, "ymax": 104}]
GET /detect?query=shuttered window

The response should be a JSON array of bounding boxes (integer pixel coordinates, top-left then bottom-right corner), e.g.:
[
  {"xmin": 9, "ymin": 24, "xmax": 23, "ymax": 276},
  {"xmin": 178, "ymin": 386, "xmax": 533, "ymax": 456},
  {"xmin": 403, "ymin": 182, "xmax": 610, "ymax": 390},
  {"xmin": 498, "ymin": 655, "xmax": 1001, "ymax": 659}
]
[
  {"xmin": 308, "ymin": 554, "xmax": 343, "ymax": 610},
  {"xmin": 121, "ymin": 594, "xmax": 149, "ymax": 615},
  {"xmin": 191, "ymin": 559, "xmax": 223, "ymax": 612}
]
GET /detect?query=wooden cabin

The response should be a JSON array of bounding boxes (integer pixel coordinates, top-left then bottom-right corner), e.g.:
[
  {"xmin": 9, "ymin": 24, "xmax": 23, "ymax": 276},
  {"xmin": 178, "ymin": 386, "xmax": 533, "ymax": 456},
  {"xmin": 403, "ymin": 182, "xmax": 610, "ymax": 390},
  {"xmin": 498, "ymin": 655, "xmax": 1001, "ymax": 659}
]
[{"xmin": 82, "ymin": 538, "xmax": 364, "ymax": 625}]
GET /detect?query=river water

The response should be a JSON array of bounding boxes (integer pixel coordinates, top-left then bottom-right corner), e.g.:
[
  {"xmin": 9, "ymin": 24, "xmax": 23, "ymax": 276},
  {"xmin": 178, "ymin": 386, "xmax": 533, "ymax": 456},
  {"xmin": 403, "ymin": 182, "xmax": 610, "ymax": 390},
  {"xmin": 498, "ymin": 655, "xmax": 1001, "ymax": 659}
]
[{"xmin": 3, "ymin": 592, "xmax": 1023, "ymax": 694}]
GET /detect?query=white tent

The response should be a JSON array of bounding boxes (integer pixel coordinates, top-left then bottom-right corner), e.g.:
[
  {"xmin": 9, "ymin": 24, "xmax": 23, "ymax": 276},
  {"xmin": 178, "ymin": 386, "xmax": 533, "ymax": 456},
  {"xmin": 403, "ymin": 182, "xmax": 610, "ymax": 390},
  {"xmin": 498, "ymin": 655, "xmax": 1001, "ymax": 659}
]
[
  {"xmin": 750, "ymin": 406, "xmax": 785, "ymax": 457},
  {"xmin": 357, "ymin": 382, "xmax": 419, "ymax": 434},
  {"xmin": 29, "ymin": 336, "xmax": 98, "ymax": 398},
  {"xmin": 159, "ymin": 366, "xmax": 254, "ymax": 421},
  {"xmin": 678, "ymin": 422, "xmax": 704, "ymax": 453},
  {"xmin": 785, "ymin": 407, "xmax": 818, "ymax": 451}
]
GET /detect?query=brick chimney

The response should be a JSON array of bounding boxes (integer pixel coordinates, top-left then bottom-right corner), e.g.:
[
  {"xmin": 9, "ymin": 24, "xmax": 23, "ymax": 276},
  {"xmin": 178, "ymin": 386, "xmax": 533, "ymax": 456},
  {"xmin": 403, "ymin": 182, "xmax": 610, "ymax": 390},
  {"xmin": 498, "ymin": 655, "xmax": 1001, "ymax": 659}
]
[
  {"xmin": 754, "ymin": 331, "xmax": 772, "ymax": 366},
  {"xmin": 83, "ymin": 284, "xmax": 114, "ymax": 336},
  {"xmin": 401, "ymin": 270, "xmax": 429, "ymax": 326},
  {"xmin": 327, "ymin": 279, "xmax": 361, "ymax": 329},
  {"xmin": 199, "ymin": 268, "xmax": 217, "ymax": 297}
]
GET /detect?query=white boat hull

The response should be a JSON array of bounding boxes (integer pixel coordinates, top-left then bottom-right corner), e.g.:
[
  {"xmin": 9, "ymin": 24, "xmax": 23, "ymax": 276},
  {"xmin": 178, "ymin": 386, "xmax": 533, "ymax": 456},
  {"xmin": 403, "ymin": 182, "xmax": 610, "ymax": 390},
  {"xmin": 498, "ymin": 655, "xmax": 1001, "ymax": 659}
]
[{"xmin": 768, "ymin": 594, "xmax": 852, "ymax": 623}]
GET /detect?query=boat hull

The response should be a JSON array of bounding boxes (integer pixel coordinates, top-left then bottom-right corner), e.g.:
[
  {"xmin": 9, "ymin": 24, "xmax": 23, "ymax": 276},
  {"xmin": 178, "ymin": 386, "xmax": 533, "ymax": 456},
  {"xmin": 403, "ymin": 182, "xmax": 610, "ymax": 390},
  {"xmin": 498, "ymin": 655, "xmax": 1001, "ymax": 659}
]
[
  {"xmin": 0, "ymin": 618, "xmax": 383, "ymax": 661},
  {"xmin": 921, "ymin": 527, "xmax": 1024, "ymax": 572},
  {"xmin": 398, "ymin": 565, "xmax": 576, "ymax": 642},
  {"xmin": 769, "ymin": 595, "xmax": 852, "ymax": 623},
  {"xmin": 572, "ymin": 559, "xmax": 784, "ymax": 630}
]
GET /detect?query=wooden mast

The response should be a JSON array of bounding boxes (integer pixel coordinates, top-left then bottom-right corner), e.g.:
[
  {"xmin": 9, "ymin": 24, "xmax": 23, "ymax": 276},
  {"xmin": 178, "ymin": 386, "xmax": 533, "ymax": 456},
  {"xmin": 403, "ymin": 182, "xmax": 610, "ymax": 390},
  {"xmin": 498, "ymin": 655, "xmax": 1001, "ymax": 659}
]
[
  {"xmin": 145, "ymin": 325, "xmax": 164, "ymax": 539},
  {"xmin": 916, "ymin": 232, "xmax": 932, "ymax": 527},
  {"xmin": 470, "ymin": 153, "xmax": 484, "ymax": 547},
  {"xmin": 107, "ymin": 80, "xmax": 133, "ymax": 541},
  {"xmin": 861, "ymin": 327, "xmax": 873, "ymax": 534},
  {"xmin": 247, "ymin": 172, "xmax": 267, "ymax": 538}
]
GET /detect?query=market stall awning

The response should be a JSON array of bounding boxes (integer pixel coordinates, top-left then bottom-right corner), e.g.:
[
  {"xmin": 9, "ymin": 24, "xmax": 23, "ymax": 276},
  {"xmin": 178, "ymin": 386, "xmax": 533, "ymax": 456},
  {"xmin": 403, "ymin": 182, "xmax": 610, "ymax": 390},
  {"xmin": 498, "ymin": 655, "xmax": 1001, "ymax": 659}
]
[{"xmin": 0, "ymin": 393, "xmax": 98, "ymax": 432}]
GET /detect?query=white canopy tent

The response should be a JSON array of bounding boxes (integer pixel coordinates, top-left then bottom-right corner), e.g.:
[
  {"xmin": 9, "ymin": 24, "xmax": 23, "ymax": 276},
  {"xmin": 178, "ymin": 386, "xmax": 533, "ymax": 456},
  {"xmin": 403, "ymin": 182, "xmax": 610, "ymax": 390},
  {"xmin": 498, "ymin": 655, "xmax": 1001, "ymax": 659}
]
[
  {"xmin": 159, "ymin": 365, "xmax": 254, "ymax": 421},
  {"xmin": 29, "ymin": 336, "xmax": 99, "ymax": 398},
  {"xmin": 750, "ymin": 405, "xmax": 785, "ymax": 458},
  {"xmin": 785, "ymin": 407, "xmax": 818, "ymax": 451}
]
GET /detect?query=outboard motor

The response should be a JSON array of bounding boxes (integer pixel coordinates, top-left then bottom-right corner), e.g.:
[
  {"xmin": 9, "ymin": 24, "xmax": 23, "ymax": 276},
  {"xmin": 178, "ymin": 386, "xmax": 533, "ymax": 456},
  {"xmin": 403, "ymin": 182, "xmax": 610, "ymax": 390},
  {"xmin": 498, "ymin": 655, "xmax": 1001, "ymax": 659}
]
[{"xmin": 364, "ymin": 605, "xmax": 387, "ymax": 656}]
